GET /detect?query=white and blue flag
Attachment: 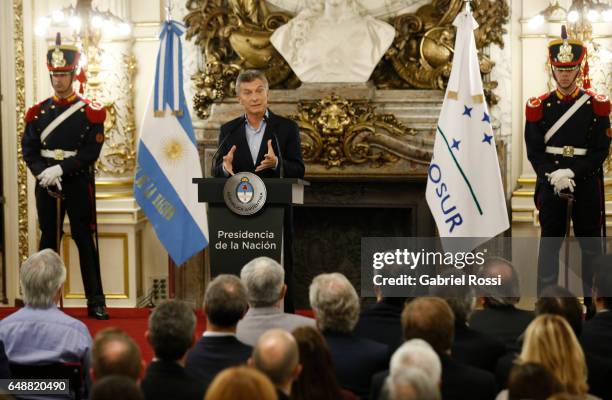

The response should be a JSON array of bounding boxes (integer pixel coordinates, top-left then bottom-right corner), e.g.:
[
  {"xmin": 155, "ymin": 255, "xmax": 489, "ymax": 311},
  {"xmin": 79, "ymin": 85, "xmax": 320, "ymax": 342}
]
[
  {"xmin": 425, "ymin": 7, "xmax": 509, "ymax": 250},
  {"xmin": 134, "ymin": 20, "xmax": 208, "ymax": 265}
]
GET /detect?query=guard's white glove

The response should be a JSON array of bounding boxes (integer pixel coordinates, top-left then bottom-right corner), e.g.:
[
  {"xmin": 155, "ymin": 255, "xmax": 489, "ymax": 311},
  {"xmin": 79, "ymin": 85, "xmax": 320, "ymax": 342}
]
[
  {"xmin": 553, "ymin": 177, "xmax": 575, "ymax": 194},
  {"xmin": 546, "ymin": 168, "xmax": 575, "ymax": 186},
  {"xmin": 37, "ymin": 165, "xmax": 63, "ymax": 188}
]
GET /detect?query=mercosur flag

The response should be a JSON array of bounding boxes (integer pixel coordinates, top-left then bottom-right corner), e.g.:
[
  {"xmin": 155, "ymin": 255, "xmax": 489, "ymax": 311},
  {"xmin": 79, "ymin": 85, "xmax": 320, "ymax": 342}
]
[
  {"xmin": 134, "ymin": 20, "xmax": 208, "ymax": 265},
  {"xmin": 425, "ymin": 8, "xmax": 509, "ymax": 250}
]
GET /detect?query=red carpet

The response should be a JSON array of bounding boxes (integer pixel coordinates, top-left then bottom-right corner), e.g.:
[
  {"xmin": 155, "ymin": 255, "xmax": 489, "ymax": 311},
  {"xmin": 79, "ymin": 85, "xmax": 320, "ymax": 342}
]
[{"xmin": 0, "ymin": 307, "xmax": 313, "ymax": 364}]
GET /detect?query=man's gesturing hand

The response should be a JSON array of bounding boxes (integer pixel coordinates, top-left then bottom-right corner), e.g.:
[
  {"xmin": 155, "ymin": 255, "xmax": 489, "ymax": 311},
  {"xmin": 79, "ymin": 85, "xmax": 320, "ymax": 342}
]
[
  {"xmin": 255, "ymin": 139, "xmax": 278, "ymax": 172},
  {"xmin": 223, "ymin": 145, "xmax": 237, "ymax": 176}
]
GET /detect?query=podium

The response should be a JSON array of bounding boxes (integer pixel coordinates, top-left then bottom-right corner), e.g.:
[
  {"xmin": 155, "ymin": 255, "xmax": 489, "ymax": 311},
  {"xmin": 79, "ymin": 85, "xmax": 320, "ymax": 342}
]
[{"xmin": 192, "ymin": 177, "xmax": 307, "ymax": 277}]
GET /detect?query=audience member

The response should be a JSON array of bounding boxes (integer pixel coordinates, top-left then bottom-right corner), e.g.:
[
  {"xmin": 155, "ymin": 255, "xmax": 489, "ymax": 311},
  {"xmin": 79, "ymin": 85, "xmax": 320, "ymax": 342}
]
[
  {"xmin": 430, "ymin": 269, "xmax": 506, "ymax": 372},
  {"xmin": 354, "ymin": 262, "xmax": 417, "ymax": 352},
  {"xmin": 387, "ymin": 367, "xmax": 440, "ymax": 400},
  {"xmin": 237, "ymin": 257, "xmax": 315, "ymax": 346},
  {"xmin": 141, "ymin": 300, "xmax": 205, "ymax": 400},
  {"xmin": 581, "ymin": 256, "xmax": 612, "ymax": 359},
  {"xmin": 520, "ymin": 314, "xmax": 595, "ymax": 398},
  {"xmin": 533, "ymin": 287, "xmax": 612, "ymax": 400},
  {"xmin": 535, "ymin": 285, "xmax": 583, "ymax": 336},
  {"xmin": 91, "ymin": 375, "xmax": 144, "ymax": 400},
  {"xmin": 310, "ymin": 273, "xmax": 389, "ymax": 399},
  {"xmin": 469, "ymin": 257, "xmax": 534, "ymax": 351},
  {"xmin": 371, "ymin": 339, "xmax": 442, "ymax": 400},
  {"xmin": 250, "ymin": 329, "xmax": 302, "ymax": 400},
  {"xmin": 0, "ymin": 249, "xmax": 92, "ymax": 397},
  {"xmin": 402, "ymin": 297, "xmax": 497, "ymax": 400},
  {"xmin": 291, "ymin": 326, "xmax": 357, "ymax": 400},
  {"xmin": 204, "ymin": 366, "xmax": 278, "ymax": 400},
  {"xmin": 499, "ymin": 362, "xmax": 562, "ymax": 400},
  {"xmin": 185, "ymin": 274, "xmax": 251, "ymax": 389},
  {"xmin": 92, "ymin": 327, "xmax": 143, "ymax": 381}
]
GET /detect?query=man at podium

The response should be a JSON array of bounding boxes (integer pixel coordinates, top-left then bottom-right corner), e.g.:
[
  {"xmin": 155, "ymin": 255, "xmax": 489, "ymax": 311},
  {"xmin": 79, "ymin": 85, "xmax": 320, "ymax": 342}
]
[{"xmin": 212, "ymin": 69, "xmax": 305, "ymax": 312}]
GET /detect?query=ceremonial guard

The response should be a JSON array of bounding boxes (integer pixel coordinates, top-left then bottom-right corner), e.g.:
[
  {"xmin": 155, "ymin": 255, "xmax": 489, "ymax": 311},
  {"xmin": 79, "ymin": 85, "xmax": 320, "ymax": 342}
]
[
  {"xmin": 22, "ymin": 34, "xmax": 109, "ymax": 319},
  {"xmin": 525, "ymin": 26, "xmax": 611, "ymax": 304}
]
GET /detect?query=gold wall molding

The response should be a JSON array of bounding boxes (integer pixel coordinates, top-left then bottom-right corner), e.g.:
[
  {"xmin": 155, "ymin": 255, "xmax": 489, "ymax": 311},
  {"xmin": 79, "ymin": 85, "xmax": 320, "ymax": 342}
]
[
  {"xmin": 291, "ymin": 94, "xmax": 429, "ymax": 169},
  {"xmin": 14, "ymin": 0, "xmax": 28, "ymax": 264},
  {"xmin": 185, "ymin": 0, "xmax": 510, "ymax": 119}
]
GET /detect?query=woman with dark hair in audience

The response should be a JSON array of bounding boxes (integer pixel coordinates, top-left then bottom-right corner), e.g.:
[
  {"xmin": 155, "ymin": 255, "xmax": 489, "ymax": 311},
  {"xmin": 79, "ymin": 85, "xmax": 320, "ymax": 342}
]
[
  {"xmin": 495, "ymin": 361, "xmax": 562, "ymax": 399},
  {"xmin": 205, "ymin": 366, "xmax": 278, "ymax": 400},
  {"xmin": 519, "ymin": 315, "xmax": 600, "ymax": 399},
  {"xmin": 291, "ymin": 326, "xmax": 357, "ymax": 400}
]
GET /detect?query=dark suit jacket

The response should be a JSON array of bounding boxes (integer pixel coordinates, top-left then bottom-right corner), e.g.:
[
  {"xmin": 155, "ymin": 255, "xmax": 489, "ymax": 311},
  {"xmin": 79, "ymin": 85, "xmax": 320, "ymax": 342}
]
[
  {"xmin": 469, "ymin": 306, "xmax": 534, "ymax": 351},
  {"xmin": 141, "ymin": 360, "xmax": 205, "ymax": 400},
  {"xmin": 184, "ymin": 335, "xmax": 252, "ymax": 390},
  {"xmin": 452, "ymin": 322, "xmax": 507, "ymax": 373},
  {"xmin": 440, "ymin": 354, "xmax": 497, "ymax": 400},
  {"xmin": 581, "ymin": 310, "xmax": 612, "ymax": 359},
  {"xmin": 353, "ymin": 300, "xmax": 404, "ymax": 353},
  {"xmin": 323, "ymin": 330, "xmax": 389, "ymax": 400},
  {"xmin": 212, "ymin": 110, "xmax": 305, "ymax": 179},
  {"xmin": 0, "ymin": 341, "xmax": 9, "ymax": 379}
]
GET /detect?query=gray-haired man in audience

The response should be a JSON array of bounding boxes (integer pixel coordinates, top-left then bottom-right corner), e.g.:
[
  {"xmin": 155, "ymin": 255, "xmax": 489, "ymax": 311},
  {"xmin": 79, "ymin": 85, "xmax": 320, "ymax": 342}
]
[
  {"xmin": 0, "ymin": 249, "xmax": 92, "ymax": 398},
  {"xmin": 237, "ymin": 257, "xmax": 314, "ymax": 346}
]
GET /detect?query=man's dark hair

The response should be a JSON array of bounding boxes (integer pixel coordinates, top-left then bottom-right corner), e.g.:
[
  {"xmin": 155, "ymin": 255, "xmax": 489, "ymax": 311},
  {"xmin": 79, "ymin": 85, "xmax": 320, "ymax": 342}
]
[
  {"xmin": 235, "ymin": 69, "xmax": 268, "ymax": 93},
  {"xmin": 508, "ymin": 362, "xmax": 563, "ymax": 400},
  {"xmin": 148, "ymin": 300, "xmax": 196, "ymax": 361},
  {"xmin": 535, "ymin": 285, "xmax": 583, "ymax": 337},
  {"xmin": 91, "ymin": 375, "xmax": 143, "ymax": 400},
  {"xmin": 478, "ymin": 257, "xmax": 520, "ymax": 306},
  {"xmin": 204, "ymin": 274, "xmax": 248, "ymax": 327},
  {"xmin": 593, "ymin": 255, "xmax": 612, "ymax": 309},
  {"xmin": 92, "ymin": 328, "xmax": 142, "ymax": 380},
  {"xmin": 401, "ymin": 297, "xmax": 454, "ymax": 355}
]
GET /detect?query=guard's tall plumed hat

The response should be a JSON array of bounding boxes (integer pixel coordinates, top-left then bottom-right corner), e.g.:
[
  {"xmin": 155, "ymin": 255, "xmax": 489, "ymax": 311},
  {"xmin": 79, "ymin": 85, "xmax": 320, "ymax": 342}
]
[
  {"xmin": 46, "ymin": 32, "xmax": 80, "ymax": 74},
  {"xmin": 548, "ymin": 25, "xmax": 586, "ymax": 70}
]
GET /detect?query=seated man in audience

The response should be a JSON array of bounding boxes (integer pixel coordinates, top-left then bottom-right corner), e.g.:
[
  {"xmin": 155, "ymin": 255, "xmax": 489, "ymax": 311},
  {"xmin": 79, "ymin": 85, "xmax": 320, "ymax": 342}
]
[
  {"xmin": 237, "ymin": 257, "xmax": 314, "ymax": 346},
  {"xmin": 0, "ymin": 249, "xmax": 92, "ymax": 397},
  {"xmin": 402, "ymin": 297, "xmax": 497, "ymax": 400},
  {"xmin": 581, "ymin": 255, "xmax": 612, "ymax": 359},
  {"xmin": 92, "ymin": 327, "xmax": 144, "ymax": 382},
  {"xmin": 309, "ymin": 272, "xmax": 389, "ymax": 399},
  {"xmin": 371, "ymin": 339, "xmax": 442, "ymax": 400},
  {"xmin": 430, "ymin": 270, "xmax": 506, "ymax": 373},
  {"xmin": 141, "ymin": 300, "xmax": 205, "ymax": 400},
  {"xmin": 354, "ymin": 262, "xmax": 417, "ymax": 353},
  {"xmin": 250, "ymin": 329, "xmax": 302, "ymax": 400},
  {"xmin": 185, "ymin": 274, "xmax": 251, "ymax": 389},
  {"xmin": 387, "ymin": 367, "xmax": 440, "ymax": 400},
  {"xmin": 469, "ymin": 257, "xmax": 533, "ymax": 351}
]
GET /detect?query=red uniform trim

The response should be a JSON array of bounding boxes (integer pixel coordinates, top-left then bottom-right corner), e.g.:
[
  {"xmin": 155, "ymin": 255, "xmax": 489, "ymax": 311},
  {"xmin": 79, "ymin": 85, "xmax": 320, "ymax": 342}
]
[
  {"xmin": 84, "ymin": 99, "xmax": 107, "ymax": 124},
  {"xmin": 525, "ymin": 92, "xmax": 550, "ymax": 122},
  {"xmin": 24, "ymin": 99, "xmax": 48, "ymax": 123},
  {"xmin": 585, "ymin": 90, "xmax": 610, "ymax": 117}
]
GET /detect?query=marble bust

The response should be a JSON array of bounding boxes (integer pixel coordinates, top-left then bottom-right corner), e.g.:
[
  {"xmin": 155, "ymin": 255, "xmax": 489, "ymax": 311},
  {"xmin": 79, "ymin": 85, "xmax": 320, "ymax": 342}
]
[{"xmin": 270, "ymin": 0, "xmax": 396, "ymax": 83}]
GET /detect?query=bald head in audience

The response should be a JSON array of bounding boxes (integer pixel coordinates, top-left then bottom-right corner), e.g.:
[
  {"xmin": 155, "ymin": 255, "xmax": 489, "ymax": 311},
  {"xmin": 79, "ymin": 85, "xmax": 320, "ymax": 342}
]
[
  {"xmin": 401, "ymin": 297, "xmax": 455, "ymax": 355},
  {"xmin": 250, "ymin": 329, "xmax": 302, "ymax": 397},
  {"xmin": 92, "ymin": 327, "xmax": 143, "ymax": 381}
]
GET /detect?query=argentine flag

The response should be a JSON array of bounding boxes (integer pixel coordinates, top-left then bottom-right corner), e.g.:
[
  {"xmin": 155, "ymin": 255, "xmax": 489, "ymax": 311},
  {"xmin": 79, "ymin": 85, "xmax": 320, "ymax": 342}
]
[
  {"xmin": 134, "ymin": 20, "xmax": 208, "ymax": 265},
  {"xmin": 425, "ymin": 7, "xmax": 509, "ymax": 250}
]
